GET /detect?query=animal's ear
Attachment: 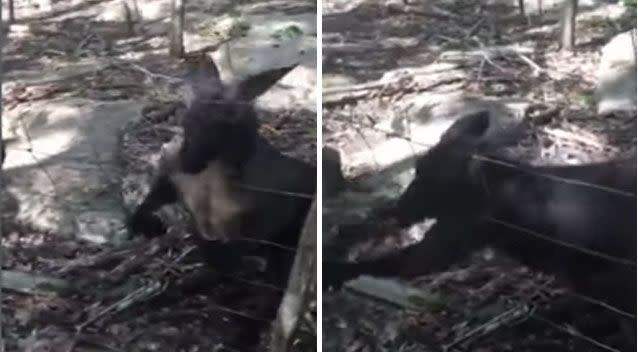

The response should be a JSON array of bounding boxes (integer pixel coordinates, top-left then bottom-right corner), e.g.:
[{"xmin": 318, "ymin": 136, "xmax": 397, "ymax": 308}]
[
  {"xmin": 234, "ymin": 63, "xmax": 298, "ymax": 101},
  {"xmin": 440, "ymin": 110, "xmax": 492, "ymax": 143},
  {"xmin": 183, "ymin": 53, "xmax": 223, "ymax": 99}
]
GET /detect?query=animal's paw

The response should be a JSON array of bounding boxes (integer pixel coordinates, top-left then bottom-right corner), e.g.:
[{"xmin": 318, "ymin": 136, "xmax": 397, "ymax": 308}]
[{"xmin": 127, "ymin": 212, "xmax": 167, "ymax": 239}]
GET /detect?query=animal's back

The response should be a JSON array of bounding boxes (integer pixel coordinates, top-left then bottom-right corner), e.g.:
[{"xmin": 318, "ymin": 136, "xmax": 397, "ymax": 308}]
[
  {"xmin": 485, "ymin": 157, "xmax": 636, "ymax": 314},
  {"xmin": 239, "ymin": 136, "xmax": 316, "ymax": 240}
]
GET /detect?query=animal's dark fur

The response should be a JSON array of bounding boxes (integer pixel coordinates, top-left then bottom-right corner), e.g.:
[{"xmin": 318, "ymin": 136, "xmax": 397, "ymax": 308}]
[
  {"xmin": 180, "ymin": 97, "xmax": 258, "ymax": 175},
  {"xmin": 325, "ymin": 111, "xmax": 636, "ymax": 321},
  {"xmin": 128, "ymin": 135, "xmax": 315, "ymax": 350},
  {"xmin": 127, "ymin": 55, "xmax": 315, "ymax": 350},
  {"xmin": 178, "ymin": 54, "xmax": 296, "ymax": 175}
]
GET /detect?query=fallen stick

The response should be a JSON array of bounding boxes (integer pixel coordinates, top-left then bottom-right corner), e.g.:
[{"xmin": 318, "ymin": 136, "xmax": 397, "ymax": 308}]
[
  {"xmin": 323, "ymin": 76, "xmax": 465, "ymax": 106},
  {"xmin": 440, "ymin": 44, "xmax": 534, "ymax": 63},
  {"xmin": 344, "ymin": 276, "xmax": 446, "ymax": 311},
  {"xmin": 1, "ymin": 270, "xmax": 72, "ymax": 295}
]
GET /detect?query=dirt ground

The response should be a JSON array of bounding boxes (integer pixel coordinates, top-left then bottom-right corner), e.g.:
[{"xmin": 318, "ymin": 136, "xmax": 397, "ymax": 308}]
[
  {"xmin": 1, "ymin": 0, "xmax": 316, "ymax": 351},
  {"xmin": 322, "ymin": 0, "xmax": 636, "ymax": 352}
]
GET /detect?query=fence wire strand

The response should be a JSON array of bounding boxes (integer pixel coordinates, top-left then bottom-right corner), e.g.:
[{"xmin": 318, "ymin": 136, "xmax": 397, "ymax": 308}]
[
  {"xmin": 474, "ymin": 154, "xmax": 636, "ymax": 198},
  {"xmin": 486, "ymin": 216, "xmax": 637, "ymax": 268},
  {"xmin": 530, "ymin": 314, "xmax": 623, "ymax": 352},
  {"xmin": 236, "ymin": 183, "xmax": 315, "ymax": 200}
]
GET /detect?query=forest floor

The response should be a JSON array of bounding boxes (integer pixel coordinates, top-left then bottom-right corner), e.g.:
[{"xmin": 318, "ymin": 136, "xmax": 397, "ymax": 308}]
[
  {"xmin": 322, "ymin": 0, "xmax": 636, "ymax": 352},
  {"xmin": 1, "ymin": 0, "xmax": 316, "ymax": 351}
]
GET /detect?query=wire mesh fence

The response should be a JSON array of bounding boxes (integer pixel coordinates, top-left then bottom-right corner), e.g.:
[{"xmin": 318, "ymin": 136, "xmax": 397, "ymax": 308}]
[{"xmin": 328, "ymin": 114, "xmax": 636, "ymax": 352}]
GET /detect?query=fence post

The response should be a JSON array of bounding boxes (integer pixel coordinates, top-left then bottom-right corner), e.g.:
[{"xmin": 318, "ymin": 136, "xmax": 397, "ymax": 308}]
[{"xmin": 270, "ymin": 199, "xmax": 317, "ymax": 351}]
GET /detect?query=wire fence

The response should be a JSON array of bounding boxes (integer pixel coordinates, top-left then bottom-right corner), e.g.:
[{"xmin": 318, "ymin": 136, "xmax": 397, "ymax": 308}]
[
  {"xmin": 334, "ymin": 115, "xmax": 636, "ymax": 352},
  {"xmin": 0, "ymin": 125, "xmax": 315, "ymax": 352}
]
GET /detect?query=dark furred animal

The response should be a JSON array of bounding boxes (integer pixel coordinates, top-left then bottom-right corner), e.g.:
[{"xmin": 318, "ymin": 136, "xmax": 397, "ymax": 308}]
[
  {"xmin": 127, "ymin": 56, "xmax": 316, "ymax": 350},
  {"xmin": 129, "ymin": 133, "xmax": 315, "ymax": 349},
  {"xmin": 324, "ymin": 111, "xmax": 636, "ymax": 322},
  {"xmin": 179, "ymin": 54, "xmax": 296, "ymax": 176}
]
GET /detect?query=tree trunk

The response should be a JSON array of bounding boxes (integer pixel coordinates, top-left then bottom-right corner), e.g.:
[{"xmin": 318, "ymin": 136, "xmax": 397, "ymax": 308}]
[
  {"xmin": 518, "ymin": 0, "xmax": 532, "ymax": 25},
  {"xmin": 8, "ymin": 0, "xmax": 15, "ymax": 22},
  {"xmin": 169, "ymin": 0, "xmax": 185, "ymax": 58},
  {"xmin": 0, "ymin": 9, "xmax": 5, "ymax": 351},
  {"xmin": 518, "ymin": 0, "xmax": 526, "ymax": 17},
  {"xmin": 270, "ymin": 200, "xmax": 317, "ymax": 352},
  {"xmin": 559, "ymin": 0, "xmax": 578, "ymax": 51},
  {"xmin": 122, "ymin": 0, "xmax": 137, "ymax": 36}
]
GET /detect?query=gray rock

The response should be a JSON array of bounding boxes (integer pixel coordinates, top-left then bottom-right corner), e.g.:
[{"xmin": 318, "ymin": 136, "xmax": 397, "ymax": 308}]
[
  {"xmin": 3, "ymin": 97, "xmax": 142, "ymax": 242},
  {"xmin": 596, "ymin": 29, "xmax": 637, "ymax": 115}
]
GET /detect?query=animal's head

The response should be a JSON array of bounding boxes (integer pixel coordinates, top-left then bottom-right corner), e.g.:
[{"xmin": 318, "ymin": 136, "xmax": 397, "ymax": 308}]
[
  {"xmin": 395, "ymin": 110, "xmax": 524, "ymax": 226},
  {"xmin": 172, "ymin": 55, "xmax": 301, "ymax": 240},
  {"xmin": 178, "ymin": 54, "xmax": 299, "ymax": 174}
]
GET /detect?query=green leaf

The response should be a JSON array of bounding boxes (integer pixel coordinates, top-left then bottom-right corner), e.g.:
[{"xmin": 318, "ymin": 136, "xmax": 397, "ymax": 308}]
[
  {"xmin": 272, "ymin": 25, "xmax": 304, "ymax": 40},
  {"xmin": 576, "ymin": 93, "xmax": 594, "ymax": 106}
]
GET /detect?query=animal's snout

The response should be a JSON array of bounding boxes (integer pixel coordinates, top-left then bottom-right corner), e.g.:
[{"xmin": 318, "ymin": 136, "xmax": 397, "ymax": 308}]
[{"xmin": 197, "ymin": 217, "xmax": 243, "ymax": 242}]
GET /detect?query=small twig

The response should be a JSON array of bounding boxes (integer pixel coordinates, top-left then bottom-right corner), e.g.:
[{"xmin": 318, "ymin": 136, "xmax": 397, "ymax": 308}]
[
  {"xmin": 56, "ymin": 242, "xmax": 145, "ymax": 274},
  {"xmin": 66, "ymin": 282, "xmax": 165, "ymax": 352},
  {"xmin": 443, "ymin": 305, "xmax": 534, "ymax": 351},
  {"xmin": 172, "ymin": 244, "xmax": 197, "ymax": 264},
  {"xmin": 436, "ymin": 34, "xmax": 461, "ymax": 44},
  {"xmin": 74, "ymin": 33, "xmax": 95, "ymax": 56},
  {"xmin": 516, "ymin": 52, "xmax": 543, "ymax": 75},
  {"xmin": 225, "ymin": 40, "xmax": 236, "ymax": 75},
  {"xmin": 42, "ymin": 49, "xmax": 68, "ymax": 57},
  {"xmin": 476, "ymin": 57, "xmax": 486, "ymax": 82},
  {"xmin": 465, "ymin": 18, "xmax": 484, "ymax": 39},
  {"xmin": 78, "ymin": 281, "xmax": 165, "ymax": 331},
  {"xmin": 475, "ymin": 47, "xmax": 507, "ymax": 73},
  {"xmin": 110, "ymin": 60, "xmax": 181, "ymax": 84},
  {"xmin": 540, "ymin": 126, "xmax": 605, "ymax": 150}
]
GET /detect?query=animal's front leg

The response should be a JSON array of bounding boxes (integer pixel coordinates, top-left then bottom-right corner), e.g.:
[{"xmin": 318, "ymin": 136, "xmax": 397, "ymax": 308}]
[
  {"xmin": 323, "ymin": 219, "xmax": 483, "ymax": 290},
  {"xmin": 128, "ymin": 175, "xmax": 179, "ymax": 238}
]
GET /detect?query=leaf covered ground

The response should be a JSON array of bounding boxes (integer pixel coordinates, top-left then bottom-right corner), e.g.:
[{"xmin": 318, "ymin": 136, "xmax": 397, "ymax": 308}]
[
  {"xmin": 2, "ymin": 0, "xmax": 316, "ymax": 351},
  {"xmin": 322, "ymin": 0, "xmax": 636, "ymax": 351}
]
